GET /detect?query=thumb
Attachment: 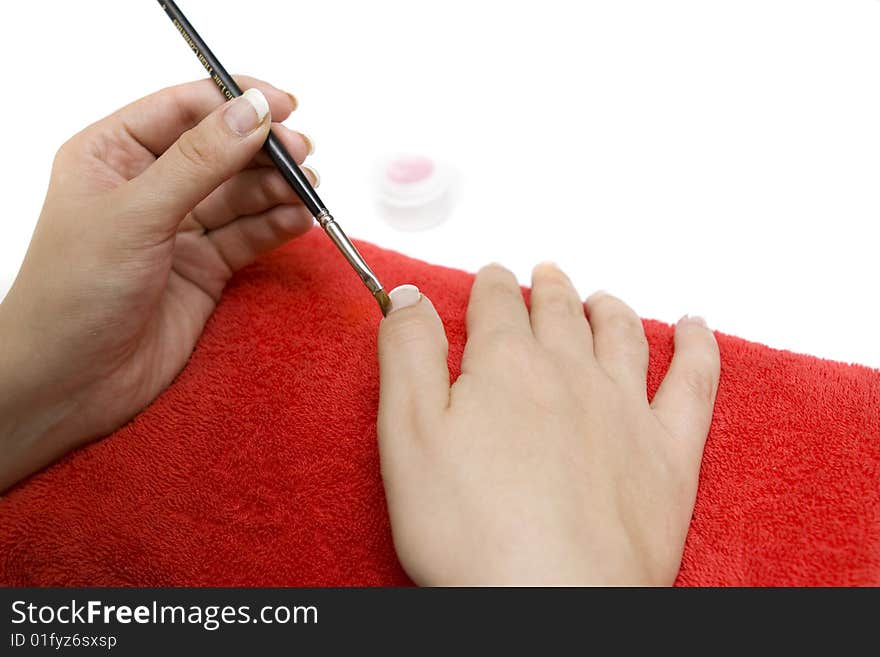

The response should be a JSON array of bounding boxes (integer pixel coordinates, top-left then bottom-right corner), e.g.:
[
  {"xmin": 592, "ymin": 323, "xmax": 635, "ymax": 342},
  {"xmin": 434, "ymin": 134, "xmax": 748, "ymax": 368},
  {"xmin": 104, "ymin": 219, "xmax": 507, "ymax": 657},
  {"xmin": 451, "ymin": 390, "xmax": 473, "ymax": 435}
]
[
  {"xmin": 378, "ymin": 285, "xmax": 451, "ymax": 440},
  {"xmin": 125, "ymin": 88, "xmax": 272, "ymax": 238}
]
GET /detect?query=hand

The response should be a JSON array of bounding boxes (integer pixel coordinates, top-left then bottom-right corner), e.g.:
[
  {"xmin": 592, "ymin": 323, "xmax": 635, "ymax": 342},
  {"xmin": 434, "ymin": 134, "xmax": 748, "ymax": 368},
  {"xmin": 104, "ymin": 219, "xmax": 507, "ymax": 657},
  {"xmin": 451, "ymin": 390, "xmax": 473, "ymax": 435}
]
[
  {"xmin": 377, "ymin": 264, "xmax": 721, "ymax": 585},
  {"xmin": 0, "ymin": 77, "xmax": 316, "ymax": 490}
]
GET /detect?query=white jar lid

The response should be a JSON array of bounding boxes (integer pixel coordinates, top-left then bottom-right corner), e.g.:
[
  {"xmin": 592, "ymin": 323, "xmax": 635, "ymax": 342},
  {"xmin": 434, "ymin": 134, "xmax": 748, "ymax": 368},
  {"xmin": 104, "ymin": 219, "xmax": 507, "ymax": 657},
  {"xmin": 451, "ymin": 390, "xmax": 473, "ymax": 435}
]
[{"xmin": 375, "ymin": 154, "xmax": 456, "ymax": 231}]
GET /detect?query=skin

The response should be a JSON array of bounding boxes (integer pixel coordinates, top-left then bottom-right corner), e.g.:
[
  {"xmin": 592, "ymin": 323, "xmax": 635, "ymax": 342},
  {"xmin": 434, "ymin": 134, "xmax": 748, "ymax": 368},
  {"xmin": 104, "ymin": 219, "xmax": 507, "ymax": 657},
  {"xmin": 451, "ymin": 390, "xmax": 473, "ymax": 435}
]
[
  {"xmin": 377, "ymin": 265, "xmax": 720, "ymax": 585},
  {"xmin": 0, "ymin": 80, "xmax": 720, "ymax": 585}
]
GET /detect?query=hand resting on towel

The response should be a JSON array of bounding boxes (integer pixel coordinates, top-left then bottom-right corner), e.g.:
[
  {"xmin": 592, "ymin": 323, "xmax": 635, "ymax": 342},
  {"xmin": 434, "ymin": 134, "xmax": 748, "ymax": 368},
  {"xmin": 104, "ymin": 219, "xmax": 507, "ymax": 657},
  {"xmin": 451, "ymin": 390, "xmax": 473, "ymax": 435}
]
[{"xmin": 378, "ymin": 266, "xmax": 720, "ymax": 585}]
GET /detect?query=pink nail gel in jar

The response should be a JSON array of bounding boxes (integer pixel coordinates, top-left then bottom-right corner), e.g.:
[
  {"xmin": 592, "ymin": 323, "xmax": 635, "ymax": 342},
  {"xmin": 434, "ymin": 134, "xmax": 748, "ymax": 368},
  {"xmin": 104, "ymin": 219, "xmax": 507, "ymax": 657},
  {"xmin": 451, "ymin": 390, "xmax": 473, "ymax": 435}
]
[
  {"xmin": 387, "ymin": 156, "xmax": 435, "ymax": 184},
  {"xmin": 376, "ymin": 154, "xmax": 456, "ymax": 231}
]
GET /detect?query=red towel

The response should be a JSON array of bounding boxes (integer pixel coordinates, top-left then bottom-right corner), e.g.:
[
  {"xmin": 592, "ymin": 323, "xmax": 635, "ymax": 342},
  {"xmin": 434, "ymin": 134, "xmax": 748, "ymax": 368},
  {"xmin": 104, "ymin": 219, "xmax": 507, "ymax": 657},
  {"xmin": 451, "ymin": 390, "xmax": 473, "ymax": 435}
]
[{"xmin": 1, "ymin": 229, "xmax": 878, "ymax": 586}]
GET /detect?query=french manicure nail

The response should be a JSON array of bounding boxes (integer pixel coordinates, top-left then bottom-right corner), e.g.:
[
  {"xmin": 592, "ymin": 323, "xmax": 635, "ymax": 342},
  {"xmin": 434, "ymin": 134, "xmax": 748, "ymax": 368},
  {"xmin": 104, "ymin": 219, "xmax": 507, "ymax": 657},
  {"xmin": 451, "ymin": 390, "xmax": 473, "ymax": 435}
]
[
  {"xmin": 302, "ymin": 165, "xmax": 320, "ymax": 188},
  {"xmin": 680, "ymin": 314, "xmax": 709, "ymax": 328},
  {"xmin": 286, "ymin": 91, "xmax": 299, "ymax": 111},
  {"xmin": 388, "ymin": 284, "xmax": 421, "ymax": 314},
  {"xmin": 224, "ymin": 88, "xmax": 269, "ymax": 136},
  {"xmin": 298, "ymin": 131, "xmax": 315, "ymax": 156}
]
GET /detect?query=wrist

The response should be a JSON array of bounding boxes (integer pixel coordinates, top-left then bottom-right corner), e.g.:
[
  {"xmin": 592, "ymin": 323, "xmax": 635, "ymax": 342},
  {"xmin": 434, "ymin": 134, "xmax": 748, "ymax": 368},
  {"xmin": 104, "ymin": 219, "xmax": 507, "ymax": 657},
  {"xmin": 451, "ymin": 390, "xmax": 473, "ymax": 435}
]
[{"xmin": 0, "ymin": 297, "xmax": 80, "ymax": 491}]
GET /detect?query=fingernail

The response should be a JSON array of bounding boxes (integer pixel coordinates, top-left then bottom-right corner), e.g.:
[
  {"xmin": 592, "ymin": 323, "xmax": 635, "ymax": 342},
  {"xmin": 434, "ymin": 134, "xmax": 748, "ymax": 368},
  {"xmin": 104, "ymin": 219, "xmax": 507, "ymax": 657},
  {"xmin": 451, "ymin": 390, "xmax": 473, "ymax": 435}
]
[
  {"xmin": 587, "ymin": 289, "xmax": 608, "ymax": 302},
  {"xmin": 534, "ymin": 261, "xmax": 560, "ymax": 272},
  {"xmin": 302, "ymin": 165, "xmax": 320, "ymax": 188},
  {"xmin": 224, "ymin": 88, "xmax": 269, "ymax": 136},
  {"xmin": 298, "ymin": 131, "xmax": 315, "ymax": 156},
  {"xmin": 679, "ymin": 314, "xmax": 709, "ymax": 328},
  {"xmin": 285, "ymin": 91, "xmax": 299, "ymax": 111},
  {"xmin": 388, "ymin": 284, "xmax": 421, "ymax": 314}
]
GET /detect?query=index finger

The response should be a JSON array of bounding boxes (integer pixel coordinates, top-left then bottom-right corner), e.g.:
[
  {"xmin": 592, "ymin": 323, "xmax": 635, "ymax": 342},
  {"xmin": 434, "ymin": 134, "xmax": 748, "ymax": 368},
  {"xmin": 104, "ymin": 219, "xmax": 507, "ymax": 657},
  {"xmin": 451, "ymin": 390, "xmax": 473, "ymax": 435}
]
[
  {"xmin": 99, "ymin": 75, "xmax": 296, "ymax": 156},
  {"xmin": 466, "ymin": 264, "xmax": 532, "ymax": 343}
]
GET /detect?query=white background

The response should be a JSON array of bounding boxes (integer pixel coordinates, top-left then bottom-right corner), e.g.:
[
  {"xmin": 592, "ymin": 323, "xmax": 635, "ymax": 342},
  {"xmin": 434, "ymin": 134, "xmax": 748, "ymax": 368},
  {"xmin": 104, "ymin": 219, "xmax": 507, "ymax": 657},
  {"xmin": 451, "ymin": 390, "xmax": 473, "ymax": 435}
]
[{"xmin": 1, "ymin": 1, "xmax": 877, "ymax": 367}]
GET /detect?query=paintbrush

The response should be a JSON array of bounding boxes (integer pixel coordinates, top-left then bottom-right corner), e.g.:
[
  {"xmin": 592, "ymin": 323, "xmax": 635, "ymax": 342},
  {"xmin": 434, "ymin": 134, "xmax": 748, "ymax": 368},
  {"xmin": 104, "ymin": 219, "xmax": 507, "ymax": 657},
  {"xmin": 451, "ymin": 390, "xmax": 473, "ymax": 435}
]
[{"xmin": 157, "ymin": 0, "xmax": 392, "ymax": 315}]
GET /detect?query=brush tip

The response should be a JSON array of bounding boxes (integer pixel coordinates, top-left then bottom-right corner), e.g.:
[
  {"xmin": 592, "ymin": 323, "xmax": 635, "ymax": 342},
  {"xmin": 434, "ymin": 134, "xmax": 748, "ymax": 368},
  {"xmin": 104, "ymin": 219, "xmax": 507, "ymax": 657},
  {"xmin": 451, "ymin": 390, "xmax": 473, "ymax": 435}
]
[{"xmin": 375, "ymin": 289, "xmax": 392, "ymax": 317}]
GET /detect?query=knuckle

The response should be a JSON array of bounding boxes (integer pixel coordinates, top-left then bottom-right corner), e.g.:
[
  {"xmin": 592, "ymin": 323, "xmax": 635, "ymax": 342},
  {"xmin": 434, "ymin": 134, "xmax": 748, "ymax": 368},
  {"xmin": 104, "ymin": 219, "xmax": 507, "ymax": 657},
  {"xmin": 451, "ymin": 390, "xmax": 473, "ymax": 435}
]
[
  {"xmin": 486, "ymin": 279, "xmax": 521, "ymax": 302},
  {"xmin": 258, "ymin": 170, "xmax": 286, "ymax": 203},
  {"xmin": 604, "ymin": 308, "xmax": 645, "ymax": 337},
  {"xmin": 541, "ymin": 296, "xmax": 574, "ymax": 318},
  {"xmin": 535, "ymin": 270, "xmax": 580, "ymax": 308},
  {"xmin": 541, "ymin": 289, "xmax": 583, "ymax": 317},
  {"xmin": 482, "ymin": 330, "xmax": 534, "ymax": 362},
  {"xmin": 175, "ymin": 130, "xmax": 215, "ymax": 171},
  {"xmin": 169, "ymin": 85, "xmax": 203, "ymax": 126}
]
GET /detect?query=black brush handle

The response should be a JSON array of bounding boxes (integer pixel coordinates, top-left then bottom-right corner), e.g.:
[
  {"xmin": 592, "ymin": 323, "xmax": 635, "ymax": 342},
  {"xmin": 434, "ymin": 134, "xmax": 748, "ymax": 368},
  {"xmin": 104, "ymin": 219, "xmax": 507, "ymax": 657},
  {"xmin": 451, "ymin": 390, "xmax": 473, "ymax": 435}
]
[{"xmin": 157, "ymin": 0, "xmax": 325, "ymax": 217}]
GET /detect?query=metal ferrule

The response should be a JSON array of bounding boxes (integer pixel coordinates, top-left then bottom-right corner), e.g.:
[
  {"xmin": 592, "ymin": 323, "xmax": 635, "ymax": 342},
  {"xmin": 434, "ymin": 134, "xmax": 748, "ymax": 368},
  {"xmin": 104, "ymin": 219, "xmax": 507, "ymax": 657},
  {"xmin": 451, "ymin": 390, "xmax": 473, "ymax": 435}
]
[{"xmin": 316, "ymin": 210, "xmax": 391, "ymax": 315}]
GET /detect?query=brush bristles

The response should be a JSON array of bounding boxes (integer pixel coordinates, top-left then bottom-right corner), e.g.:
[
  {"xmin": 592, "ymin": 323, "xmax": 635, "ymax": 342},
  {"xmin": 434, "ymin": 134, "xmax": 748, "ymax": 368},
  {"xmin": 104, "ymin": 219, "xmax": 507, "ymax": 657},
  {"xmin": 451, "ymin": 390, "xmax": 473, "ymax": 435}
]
[{"xmin": 374, "ymin": 289, "xmax": 392, "ymax": 317}]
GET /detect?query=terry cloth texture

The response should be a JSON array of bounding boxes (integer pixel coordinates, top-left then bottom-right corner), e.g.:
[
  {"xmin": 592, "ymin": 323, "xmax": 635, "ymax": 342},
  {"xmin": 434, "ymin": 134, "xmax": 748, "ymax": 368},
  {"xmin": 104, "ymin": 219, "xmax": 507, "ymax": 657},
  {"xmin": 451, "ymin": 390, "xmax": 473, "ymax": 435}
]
[{"xmin": 1, "ymin": 229, "xmax": 878, "ymax": 586}]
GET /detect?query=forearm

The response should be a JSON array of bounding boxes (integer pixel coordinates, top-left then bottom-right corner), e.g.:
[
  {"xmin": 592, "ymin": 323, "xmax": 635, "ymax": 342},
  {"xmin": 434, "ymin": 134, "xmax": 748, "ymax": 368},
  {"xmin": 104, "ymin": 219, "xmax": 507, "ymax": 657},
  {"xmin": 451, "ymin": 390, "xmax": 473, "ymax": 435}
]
[{"xmin": 0, "ymin": 298, "xmax": 79, "ymax": 491}]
